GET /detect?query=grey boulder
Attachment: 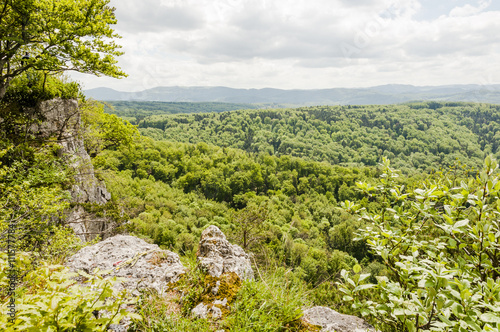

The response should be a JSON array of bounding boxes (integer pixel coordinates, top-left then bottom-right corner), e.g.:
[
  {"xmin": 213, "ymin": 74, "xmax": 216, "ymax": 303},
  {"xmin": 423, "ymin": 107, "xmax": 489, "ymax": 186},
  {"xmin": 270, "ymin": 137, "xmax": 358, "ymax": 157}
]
[
  {"xmin": 302, "ymin": 306, "xmax": 377, "ymax": 332},
  {"xmin": 197, "ymin": 225, "xmax": 254, "ymax": 280},
  {"xmin": 66, "ymin": 234, "xmax": 185, "ymax": 295}
]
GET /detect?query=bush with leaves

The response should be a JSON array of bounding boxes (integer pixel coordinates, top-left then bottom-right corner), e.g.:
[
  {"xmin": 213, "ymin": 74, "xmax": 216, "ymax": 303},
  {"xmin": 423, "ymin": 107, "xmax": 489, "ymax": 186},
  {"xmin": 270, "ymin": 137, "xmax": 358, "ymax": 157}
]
[
  {"xmin": 80, "ymin": 99, "xmax": 139, "ymax": 158},
  {"xmin": 0, "ymin": 144, "xmax": 72, "ymax": 262},
  {"xmin": 0, "ymin": 253, "xmax": 140, "ymax": 331},
  {"xmin": 338, "ymin": 157, "xmax": 500, "ymax": 331}
]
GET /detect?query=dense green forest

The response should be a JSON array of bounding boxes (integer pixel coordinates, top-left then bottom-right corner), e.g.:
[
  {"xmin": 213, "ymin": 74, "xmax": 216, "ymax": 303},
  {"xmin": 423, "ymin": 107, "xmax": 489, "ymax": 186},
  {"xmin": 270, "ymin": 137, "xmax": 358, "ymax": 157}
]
[
  {"xmin": 104, "ymin": 101, "xmax": 262, "ymax": 125},
  {"xmin": 2, "ymin": 72, "xmax": 500, "ymax": 330},
  {"xmin": 2, "ymin": 0, "xmax": 500, "ymax": 329},
  {"xmin": 137, "ymin": 102, "xmax": 500, "ymax": 173}
]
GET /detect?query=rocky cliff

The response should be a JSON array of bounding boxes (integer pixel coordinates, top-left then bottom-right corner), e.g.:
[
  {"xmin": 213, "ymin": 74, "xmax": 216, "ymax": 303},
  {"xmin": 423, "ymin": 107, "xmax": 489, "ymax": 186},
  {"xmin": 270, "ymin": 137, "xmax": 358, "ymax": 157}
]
[
  {"xmin": 66, "ymin": 226, "xmax": 376, "ymax": 332},
  {"xmin": 33, "ymin": 98, "xmax": 114, "ymax": 241}
]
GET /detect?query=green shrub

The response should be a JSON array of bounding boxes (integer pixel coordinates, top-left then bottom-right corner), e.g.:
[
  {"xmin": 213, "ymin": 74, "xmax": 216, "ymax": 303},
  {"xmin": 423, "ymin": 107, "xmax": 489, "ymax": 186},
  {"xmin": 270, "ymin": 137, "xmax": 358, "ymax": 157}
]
[
  {"xmin": 2, "ymin": 73, "xmax": 80, "ymax": 107},
  {"xmin": 338, "ymin": 157, "xmax": 500, "ymax": 331},
  {"xmin": 129, "ymin": 289, "xmax": 211, "ymax": 332},
  {"xmin": 0, "ymin": 254, "xmax": 140, "ymax": 331}
]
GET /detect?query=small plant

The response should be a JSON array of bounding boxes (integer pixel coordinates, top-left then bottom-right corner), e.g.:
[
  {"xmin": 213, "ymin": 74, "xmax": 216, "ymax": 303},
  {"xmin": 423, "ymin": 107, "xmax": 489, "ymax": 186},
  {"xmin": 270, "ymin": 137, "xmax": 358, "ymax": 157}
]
[
  {"xmin": 129, "ymin": 289, "xmax": 212, "ymax": 332},
  {"xmin": 0, "ymin": 254, "xmax": 141, "ymax": 331},
  {"xmin": 223, "ymin": 267, "xmax": 314, "ymax": 331}
]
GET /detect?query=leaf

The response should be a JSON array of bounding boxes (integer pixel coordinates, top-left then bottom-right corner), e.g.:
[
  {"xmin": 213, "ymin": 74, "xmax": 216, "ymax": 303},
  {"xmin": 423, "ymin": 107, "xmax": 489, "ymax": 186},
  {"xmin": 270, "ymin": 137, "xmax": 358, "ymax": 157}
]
[
  {"xmin": 454, "ymin": 219, "xmax": 469, "ymax": 228},
  {"xmin": 480, "ymin": 313, "xmax": 500, "ymax": 323},
  {"xmin": 354, "ymin": 284, "xmax": 376, "ymax": 292}
]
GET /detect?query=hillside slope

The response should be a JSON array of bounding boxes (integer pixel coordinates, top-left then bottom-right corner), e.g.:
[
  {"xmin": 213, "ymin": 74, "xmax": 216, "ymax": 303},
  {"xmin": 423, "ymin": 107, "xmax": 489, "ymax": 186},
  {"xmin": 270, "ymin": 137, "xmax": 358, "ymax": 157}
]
[{"xmin": 137, "ymin": 101, "xmax": 500, "ymax": 172}]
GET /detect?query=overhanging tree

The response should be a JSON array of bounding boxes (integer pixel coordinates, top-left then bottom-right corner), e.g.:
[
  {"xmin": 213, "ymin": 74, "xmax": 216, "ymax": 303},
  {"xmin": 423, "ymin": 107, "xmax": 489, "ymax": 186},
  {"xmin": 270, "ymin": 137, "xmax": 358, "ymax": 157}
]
[{"xmin": 0, "ymin": 0, "xmax": 125, "ymax": 98}]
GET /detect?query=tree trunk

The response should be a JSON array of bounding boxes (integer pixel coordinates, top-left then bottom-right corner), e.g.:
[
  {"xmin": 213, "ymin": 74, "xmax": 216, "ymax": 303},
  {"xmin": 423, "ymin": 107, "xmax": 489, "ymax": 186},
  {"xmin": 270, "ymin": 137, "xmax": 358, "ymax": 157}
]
[
  {"xmin": 0, "ymin": 83, "xmax": 6, "ymax": 99},
  {"xmin": 0, "ymin": 79, "xmax": 10, "ymax": 99}
]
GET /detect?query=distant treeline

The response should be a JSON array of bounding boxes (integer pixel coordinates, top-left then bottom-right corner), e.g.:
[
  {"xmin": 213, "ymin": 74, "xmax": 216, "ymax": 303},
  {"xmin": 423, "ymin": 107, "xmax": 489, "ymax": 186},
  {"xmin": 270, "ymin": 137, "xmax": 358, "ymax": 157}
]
[
  {"xmin": 137, "ymin": 101, "xmax": 500, "ymax": 173},
  {"xmin": 103, "ymin": 101, "xmax": 262, "ymax": 124}
]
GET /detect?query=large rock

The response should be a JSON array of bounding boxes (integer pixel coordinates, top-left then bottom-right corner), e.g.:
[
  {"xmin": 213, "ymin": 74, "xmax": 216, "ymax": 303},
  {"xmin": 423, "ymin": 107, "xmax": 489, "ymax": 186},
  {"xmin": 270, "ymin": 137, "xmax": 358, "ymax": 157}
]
[
  {"xmin": 190, "ymin": 226, "xmax": 252, "ymax": 320},
  {"xmin": 302, "ymin": 306, "xmax": 377, "ymax": 332},
  {"xmin": 33, "ymin": 98, "xmax": 114, "ymax": 241},
  {"xmin": 66, "ymin": 234, "xmax": 185, "ymax": 295},
  {"xmin": 197, "ymin": 225, "xmax": 254, "ymax": 280}
]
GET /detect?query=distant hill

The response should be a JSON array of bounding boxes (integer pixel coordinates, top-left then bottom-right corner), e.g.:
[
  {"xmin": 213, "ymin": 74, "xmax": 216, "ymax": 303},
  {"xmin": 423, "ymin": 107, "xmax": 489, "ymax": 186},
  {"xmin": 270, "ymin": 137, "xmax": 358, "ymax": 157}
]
[
  {"xmin": 137, "ymin": 101, "xmax": 500, "ymax": 173},
  {"xmin": 85, "ymin": 84, "xmax": 500, "ymax": 105},
  {"xmin": 103, "ymin": 101, "xmax": 261, "ymax": 124}
]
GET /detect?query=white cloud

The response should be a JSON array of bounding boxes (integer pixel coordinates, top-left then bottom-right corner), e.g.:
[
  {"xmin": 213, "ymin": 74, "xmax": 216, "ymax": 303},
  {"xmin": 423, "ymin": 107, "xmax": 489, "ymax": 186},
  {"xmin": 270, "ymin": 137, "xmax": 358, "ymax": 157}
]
[
  {"xmin": 73, "ymin": 0, "xmax": 500, "ymax": 91},
  {"xmin": 449, "ymin": 0, "xmax": 491, "ymax": 17}
]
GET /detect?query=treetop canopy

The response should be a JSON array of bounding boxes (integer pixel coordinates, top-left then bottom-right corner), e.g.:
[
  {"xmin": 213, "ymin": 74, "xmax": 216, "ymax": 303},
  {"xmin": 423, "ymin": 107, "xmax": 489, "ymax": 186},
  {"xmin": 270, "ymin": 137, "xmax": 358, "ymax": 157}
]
[{"xmin": 0, "ymin": 0, "xmax": 126, "ymax": 98}]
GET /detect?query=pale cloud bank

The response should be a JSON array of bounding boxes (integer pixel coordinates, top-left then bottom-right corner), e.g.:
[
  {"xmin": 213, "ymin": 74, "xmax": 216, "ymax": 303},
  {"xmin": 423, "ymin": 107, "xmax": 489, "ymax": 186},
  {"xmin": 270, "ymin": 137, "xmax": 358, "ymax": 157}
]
[{"xmin": 71, "ymin": 0, "xmax": 500, "ymax": 91}]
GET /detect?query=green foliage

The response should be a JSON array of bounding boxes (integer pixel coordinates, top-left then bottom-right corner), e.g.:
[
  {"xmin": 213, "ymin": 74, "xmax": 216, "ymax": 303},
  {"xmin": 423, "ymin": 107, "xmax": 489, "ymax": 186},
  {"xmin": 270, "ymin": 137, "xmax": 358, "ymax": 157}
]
[
  {"xmin": 2, "ymin": 73, "xmax": 80, "ymax": 106},
  {"xmin": 137, "ymin": 102, "xmax": 500, "ymax": 172},
  {"xmin": 0, "ymin": 144, "xmax": 71, "ymax": 260},
  {"xmin": 80, "ymin": 98, "xmax": 139, "ymax": 158},
  {"xmin": 94, "ymin": 138, "xmax": 365, "ymax": 287},
  {"xmin": 223, "ymin": 267, "xmax": 312, "ymax": 331},
  {"xmin": 338, "ymin": 157, "xmax": 500, "ymax": 331},
  {"xmin": 104, "ymin": 101, "xmax": 262, "ymax": 125},
  {"xmin": 0, "ymin": 0, "xmax": 125, "ymax": 98},
  {"xmin": 0, "ymin": 254, "xmax": 140, "ymax": 331},
  {"xmin": 131, "ymin": 288, "xmax": 212, "ymax": 332}
]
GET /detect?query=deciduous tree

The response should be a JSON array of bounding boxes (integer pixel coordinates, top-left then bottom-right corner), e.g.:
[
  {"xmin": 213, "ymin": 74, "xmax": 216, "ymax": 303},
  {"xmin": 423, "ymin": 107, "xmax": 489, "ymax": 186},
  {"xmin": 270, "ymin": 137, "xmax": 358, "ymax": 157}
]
[{"xmin": 0, "ymin": 0, "xmax": 125, "ymax": 98}]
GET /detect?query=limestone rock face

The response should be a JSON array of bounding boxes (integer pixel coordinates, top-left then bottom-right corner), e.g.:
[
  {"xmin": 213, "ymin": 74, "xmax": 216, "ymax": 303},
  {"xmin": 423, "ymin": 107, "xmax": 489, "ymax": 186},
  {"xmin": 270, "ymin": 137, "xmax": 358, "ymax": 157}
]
[
  {"xmin": 197, "ymin": 225, "xmax": 254, "ymax": 280},
  {"xmin": 66, "ymin": 234, "xmax": 185, "ymax": 295},
  {"xmin": 190, "ymin": 226, "xmax": 252, "ymax": 320},
  {"xmin": 34, "ymin": 99, "xmax": 113, "ymax": 241},
  {"xmin": 302, "ymin": 306, "xmax": 377, "ymax": 332}
]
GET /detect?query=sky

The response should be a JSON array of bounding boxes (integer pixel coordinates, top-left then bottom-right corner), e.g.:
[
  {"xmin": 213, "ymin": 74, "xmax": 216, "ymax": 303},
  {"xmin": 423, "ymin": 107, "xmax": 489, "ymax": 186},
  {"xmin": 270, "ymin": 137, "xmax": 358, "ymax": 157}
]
[{"xmin": 72, "ymin": 0, "xmax": 500, "ymax": 92}]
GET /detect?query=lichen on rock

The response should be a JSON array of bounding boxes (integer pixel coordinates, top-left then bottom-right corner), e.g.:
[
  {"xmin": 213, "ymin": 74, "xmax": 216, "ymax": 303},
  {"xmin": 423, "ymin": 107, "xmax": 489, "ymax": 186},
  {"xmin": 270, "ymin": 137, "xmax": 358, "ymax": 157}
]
[
  {"xmin": 302, "ymin": 306, "xmax": 378, "ymax": 332},
  {"xmin": 184, "ymin": 225, "xmax": 254, "ymax": 321},
  {"xmin": 197, "ymin": 225, "xmax": 254, "ymax": 280},
  {"xmin": 66, "ymin": 234, "xmax": 185, "ymax": 296}
]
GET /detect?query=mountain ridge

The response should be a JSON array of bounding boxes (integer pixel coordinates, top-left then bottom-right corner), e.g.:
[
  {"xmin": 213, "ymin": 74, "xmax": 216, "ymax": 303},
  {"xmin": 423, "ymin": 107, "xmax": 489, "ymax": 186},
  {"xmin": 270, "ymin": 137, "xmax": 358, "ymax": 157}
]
[{"xmin": 85, "ymin": 84, "xmax": 500, "ymax": 105}]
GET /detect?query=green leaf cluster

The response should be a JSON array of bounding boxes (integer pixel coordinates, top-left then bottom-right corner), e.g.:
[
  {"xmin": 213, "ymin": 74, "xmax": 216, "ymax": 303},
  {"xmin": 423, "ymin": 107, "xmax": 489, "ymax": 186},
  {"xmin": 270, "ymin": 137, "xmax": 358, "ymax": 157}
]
[
  {"xmin": 339, "ymin": 157, "xmax": 500, "ymax": 331},
  {"xmin": 0, "ymin": 0, "xmax": 125, "ymax": 97},
  {"xmin": 0, "ymin": 254, "xmax": 140, "ymax": 331}
]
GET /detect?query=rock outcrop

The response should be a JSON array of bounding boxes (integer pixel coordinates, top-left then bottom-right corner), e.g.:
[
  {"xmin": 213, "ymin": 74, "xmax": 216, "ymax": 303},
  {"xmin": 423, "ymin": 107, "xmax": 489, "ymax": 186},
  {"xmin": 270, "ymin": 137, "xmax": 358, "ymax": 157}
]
[
  {"xmin": 197, "ymin": 225, "xmax": 254, "ymax": 280},
  {"xmin": 66, "ymin": 226, "xmax": 255, "ymax": 324},
  {"xmin": 34, "ymin": 98, "xmax": 113, "ymax": 241},
  {"xmin": 66, "ymin": 234, "xmax": 185, "ymax": 295},
  {"xmin": 191, "ymin": 225, "xmax": 254, "ymax": 320},
  {"xmin": 302, "ymin": 306, "xmax": 377, "ymax": 332}
]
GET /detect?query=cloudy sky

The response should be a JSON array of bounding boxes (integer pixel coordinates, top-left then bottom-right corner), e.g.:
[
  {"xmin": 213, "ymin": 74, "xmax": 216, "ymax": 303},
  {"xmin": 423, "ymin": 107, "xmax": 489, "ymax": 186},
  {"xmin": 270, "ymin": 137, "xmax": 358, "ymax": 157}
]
[{"xmin": 72, "ymin": 0, "xmax": 500, "ymax": 91}]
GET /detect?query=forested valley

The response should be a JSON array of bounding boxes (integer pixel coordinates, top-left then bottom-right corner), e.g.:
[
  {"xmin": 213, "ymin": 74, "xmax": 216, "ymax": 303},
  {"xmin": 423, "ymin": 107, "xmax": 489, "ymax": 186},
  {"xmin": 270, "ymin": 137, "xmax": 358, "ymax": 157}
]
[
  {"xmin": 92, "ymin": 100, "xmax": 500, "ymax": 330},
  {"xmin": 137, "ymin": 102, "xmax": 500, "ymax": 174},
  {"xmin": 104, "ymin": 101, "xmax": 263, "ymax": 125},
  {"xmin": 2, "ymin": 75, "xmax": 500, "ymax": 330},
  {"xmin": 2, "ymin": 0, "xmax": 499, "ymax": 330}
]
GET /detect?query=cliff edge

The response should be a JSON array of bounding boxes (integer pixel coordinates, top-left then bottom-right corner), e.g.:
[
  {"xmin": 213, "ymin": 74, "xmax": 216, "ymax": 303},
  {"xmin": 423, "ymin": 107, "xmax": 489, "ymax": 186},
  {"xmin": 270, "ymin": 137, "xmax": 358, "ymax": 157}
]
[{"xmin": 33, "ymin": 98, "xmax": 114, "ymax": 241}]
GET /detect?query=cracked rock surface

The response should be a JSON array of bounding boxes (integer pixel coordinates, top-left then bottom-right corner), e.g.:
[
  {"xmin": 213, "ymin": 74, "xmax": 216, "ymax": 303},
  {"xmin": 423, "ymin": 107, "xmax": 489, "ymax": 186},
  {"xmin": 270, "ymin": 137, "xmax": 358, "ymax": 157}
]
[
  {"xmin": 197, "ymin": 225, "xmax": 254, "ymax": 280},
  {"xmin": 302, "ymin": 306, "xmax": 377, "ymax": 332},
  {"xmin": 66, "ymin": 234, "xmax": 185, "ymax": 295}
]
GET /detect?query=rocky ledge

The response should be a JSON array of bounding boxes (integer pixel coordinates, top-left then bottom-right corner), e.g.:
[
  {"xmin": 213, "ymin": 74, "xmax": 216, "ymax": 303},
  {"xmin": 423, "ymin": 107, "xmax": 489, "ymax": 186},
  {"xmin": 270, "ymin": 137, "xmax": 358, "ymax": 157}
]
[
  {"xmin": 65, "ymin": 234, "xmax": 185, "ymax": 296},
  {"xmin": 66, "ymin": 226, "xmax": 375, "ymax": 331},
  {"xmin": 302, "ymin": 306, "xmax": 378, "ymax": 332}
]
